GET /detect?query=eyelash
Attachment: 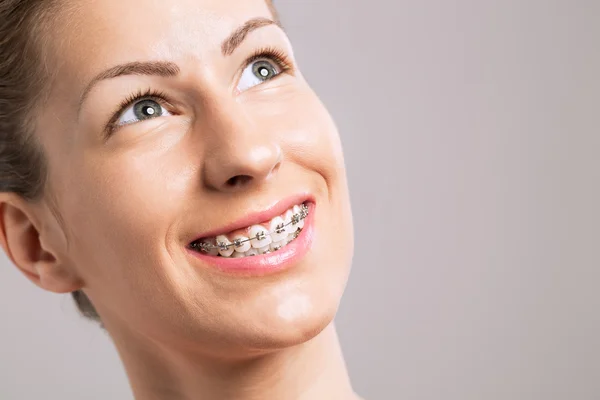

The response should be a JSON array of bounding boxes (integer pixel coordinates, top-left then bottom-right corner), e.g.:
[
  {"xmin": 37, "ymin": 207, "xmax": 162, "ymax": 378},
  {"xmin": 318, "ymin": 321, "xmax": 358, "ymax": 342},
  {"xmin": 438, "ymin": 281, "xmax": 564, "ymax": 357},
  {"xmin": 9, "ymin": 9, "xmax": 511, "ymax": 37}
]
[
  {"xmin": 244, "ymin": 46, "xmax": 292, "ymax": 74},
  {"xmin": 105, "ymin": 46, "xmax": 293, "ymax": 136}
]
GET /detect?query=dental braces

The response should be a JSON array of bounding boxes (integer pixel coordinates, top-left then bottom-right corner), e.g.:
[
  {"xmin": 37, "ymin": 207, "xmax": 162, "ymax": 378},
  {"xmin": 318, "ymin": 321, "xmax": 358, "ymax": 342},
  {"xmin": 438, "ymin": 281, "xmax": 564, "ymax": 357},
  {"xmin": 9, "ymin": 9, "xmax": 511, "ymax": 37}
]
[{"xmin": 190, "ymin": 203, "xmax": 309, "ymax": 253}]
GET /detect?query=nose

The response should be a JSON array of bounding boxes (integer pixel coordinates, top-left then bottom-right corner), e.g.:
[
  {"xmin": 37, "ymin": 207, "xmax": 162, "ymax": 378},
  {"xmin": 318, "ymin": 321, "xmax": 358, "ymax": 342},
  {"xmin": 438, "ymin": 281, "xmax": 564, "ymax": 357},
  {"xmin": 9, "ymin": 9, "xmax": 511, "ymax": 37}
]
[{"xmin": 201, "ymin": 95, "xmax": 282, "ymax": 192}]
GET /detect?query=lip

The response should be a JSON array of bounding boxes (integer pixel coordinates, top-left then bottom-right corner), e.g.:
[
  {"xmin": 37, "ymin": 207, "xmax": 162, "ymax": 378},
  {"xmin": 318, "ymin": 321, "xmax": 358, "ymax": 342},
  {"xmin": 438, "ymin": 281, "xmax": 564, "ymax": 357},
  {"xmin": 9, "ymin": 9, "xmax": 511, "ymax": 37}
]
[
  {"xmin": 186, "ymin": 201, "xmax": 316, "ymax": 276},
  {"xmin": 189, "ymin": 193, "xmax": 315, "ymax": 242}
]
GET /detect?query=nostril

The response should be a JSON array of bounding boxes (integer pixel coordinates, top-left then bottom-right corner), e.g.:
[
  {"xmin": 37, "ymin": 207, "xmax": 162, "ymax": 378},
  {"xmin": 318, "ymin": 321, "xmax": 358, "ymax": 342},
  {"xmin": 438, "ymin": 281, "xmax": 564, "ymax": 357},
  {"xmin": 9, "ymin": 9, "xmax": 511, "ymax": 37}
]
[{"xmin": 226, "ymin": 175, "xmax": 252, "ymax": 188}]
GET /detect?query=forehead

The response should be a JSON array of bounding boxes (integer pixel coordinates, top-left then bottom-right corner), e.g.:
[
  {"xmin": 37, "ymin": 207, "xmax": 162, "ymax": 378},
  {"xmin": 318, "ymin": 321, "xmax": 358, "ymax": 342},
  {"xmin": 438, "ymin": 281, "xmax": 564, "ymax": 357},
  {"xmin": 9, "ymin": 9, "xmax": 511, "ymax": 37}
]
[{"xmin": 48, "ymin": 0, "xmax": 273, "ymax": 84}]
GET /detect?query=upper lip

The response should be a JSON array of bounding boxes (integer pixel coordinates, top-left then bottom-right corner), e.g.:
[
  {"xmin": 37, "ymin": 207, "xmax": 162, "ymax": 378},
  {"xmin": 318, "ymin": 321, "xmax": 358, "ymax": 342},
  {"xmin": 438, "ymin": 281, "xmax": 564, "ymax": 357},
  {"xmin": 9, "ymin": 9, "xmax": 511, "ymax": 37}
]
[{"xmin": 189, "ymin": 193, "xmax": 314, "ymax": 243}]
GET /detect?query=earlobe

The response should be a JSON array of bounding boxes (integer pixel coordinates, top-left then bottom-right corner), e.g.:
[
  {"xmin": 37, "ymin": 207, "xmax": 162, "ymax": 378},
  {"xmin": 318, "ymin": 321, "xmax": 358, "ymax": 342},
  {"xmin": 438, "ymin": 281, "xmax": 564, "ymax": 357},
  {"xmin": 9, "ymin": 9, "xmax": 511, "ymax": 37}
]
[{"xmin": 0, "ymin": 194, "xmax": 84, "ymax": 293}]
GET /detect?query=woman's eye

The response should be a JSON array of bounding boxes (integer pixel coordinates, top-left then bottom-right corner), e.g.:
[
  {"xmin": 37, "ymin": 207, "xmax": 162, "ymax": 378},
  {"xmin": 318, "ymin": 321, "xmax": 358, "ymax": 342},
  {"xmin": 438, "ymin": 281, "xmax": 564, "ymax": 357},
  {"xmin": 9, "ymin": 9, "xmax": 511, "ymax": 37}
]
[
  {"xmin": 237, "ymin": 59, "xmax": 281, "ymax": 92},
  {"xmin": 116, "ymin": 99, "xmax": 172, "ymax": 127}
]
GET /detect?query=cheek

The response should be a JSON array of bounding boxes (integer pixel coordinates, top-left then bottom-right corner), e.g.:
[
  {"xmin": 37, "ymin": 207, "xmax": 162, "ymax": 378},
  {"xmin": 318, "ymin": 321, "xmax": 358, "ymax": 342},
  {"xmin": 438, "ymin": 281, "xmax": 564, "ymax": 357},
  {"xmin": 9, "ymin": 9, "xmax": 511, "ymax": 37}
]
[
  {"xmin": 285, "ymin": 92, "xmax": 352, "ymax": 230},
  {"xmin": 269, "ymin": 88, "xmax": 348, "ymax": 188},
  {"xmin": 60, "ymin": 153, "xmax": 211, "ymax": 333},
  {"xmin": 63, "ymin": 140, "xmax": 195, "ymax": 283},
  {"xmin": 268, "ymin": 87, "xmax": 354, "ymax": 263}
]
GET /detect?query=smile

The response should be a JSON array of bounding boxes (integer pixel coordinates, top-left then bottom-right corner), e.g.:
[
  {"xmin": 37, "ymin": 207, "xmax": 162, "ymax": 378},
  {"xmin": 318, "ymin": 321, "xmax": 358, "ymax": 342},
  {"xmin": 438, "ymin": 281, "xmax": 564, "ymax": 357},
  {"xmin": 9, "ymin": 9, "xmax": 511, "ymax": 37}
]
[
  {"xmin": 185, "ymin": 196, "xmax": 316, "ymax": 276},
  {"xmin": 190, "ymin": 202, "xmax": 309, "ymax": 258}
]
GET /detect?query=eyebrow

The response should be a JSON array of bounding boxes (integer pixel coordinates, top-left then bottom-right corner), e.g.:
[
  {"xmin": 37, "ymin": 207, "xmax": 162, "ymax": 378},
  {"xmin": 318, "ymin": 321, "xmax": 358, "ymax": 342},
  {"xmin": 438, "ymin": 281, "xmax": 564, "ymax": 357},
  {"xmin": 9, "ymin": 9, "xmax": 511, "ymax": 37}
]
[
  {"xmin": 77, "ymin": 17, "xmax": 281, "ymax": 116},
  {"xmin": 221, "ymin": 17, "xmax": 278, "ymax": 56}
]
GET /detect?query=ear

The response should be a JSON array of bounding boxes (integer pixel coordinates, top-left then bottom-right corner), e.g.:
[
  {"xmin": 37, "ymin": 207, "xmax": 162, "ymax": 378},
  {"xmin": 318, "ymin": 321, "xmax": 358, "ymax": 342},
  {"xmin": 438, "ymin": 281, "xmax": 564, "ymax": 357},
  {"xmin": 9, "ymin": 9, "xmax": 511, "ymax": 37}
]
[{"xmin": 0, "ymin": 193, "xmax": 84, "ymax": 293}]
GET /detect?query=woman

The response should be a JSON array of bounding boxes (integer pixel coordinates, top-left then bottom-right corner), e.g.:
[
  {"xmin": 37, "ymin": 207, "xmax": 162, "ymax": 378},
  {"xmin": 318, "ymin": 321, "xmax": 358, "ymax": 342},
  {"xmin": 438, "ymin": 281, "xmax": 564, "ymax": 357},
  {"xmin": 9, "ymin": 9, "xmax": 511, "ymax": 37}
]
[{"xmin": 0, "ymin": 0, "xmax": 361, "ymax": 399}]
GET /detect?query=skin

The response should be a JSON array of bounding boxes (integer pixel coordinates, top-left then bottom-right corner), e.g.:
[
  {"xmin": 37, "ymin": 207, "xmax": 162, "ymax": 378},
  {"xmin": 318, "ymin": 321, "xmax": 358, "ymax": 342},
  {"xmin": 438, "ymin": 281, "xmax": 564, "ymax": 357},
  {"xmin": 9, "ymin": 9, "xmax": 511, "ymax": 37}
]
[{"xmin": 0, "ymin": 0, "xmax": 361, "ymax": 399}]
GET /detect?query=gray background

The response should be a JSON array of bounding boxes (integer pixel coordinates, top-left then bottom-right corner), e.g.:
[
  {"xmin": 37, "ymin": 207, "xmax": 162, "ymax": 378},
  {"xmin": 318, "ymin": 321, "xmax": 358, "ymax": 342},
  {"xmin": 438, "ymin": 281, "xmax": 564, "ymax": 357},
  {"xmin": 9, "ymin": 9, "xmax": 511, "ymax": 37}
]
[{"xmin": 1, "ymin": 0, "xmax": 599, "ymax": 399}]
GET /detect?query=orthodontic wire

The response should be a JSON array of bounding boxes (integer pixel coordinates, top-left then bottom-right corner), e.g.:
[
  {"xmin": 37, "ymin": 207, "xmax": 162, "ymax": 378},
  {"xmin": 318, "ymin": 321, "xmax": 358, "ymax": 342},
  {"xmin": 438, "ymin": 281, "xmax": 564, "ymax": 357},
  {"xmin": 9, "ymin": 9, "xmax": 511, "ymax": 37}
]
[{"xmin": 191, "ymin": 204, "xmax": 309, "ymax": 252}]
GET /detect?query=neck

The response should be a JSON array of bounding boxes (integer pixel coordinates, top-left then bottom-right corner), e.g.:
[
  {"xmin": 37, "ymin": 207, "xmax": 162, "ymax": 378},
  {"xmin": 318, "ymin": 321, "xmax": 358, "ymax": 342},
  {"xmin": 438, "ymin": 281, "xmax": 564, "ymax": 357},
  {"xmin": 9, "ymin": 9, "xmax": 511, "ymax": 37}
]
[{"xmin": 106, "ymin": 321, "xmax": 360, "ymax": 400}]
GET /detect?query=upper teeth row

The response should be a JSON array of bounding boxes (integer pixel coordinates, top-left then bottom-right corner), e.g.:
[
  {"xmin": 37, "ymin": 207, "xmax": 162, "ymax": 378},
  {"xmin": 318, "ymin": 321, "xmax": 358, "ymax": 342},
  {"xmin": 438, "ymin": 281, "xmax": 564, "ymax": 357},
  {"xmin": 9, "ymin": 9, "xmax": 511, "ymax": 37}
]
[{"xmin": 192, "ymin": 203, "xmax": 309, "ymax": 253}]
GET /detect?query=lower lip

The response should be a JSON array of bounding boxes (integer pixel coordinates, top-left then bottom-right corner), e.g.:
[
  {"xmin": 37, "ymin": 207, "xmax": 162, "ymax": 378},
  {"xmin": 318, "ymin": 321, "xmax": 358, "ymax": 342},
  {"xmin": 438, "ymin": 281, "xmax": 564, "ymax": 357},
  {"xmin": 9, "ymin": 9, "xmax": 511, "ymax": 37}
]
[{"xmin": 185, "ymin": 202, "xmax": 316, "ymax": 276}]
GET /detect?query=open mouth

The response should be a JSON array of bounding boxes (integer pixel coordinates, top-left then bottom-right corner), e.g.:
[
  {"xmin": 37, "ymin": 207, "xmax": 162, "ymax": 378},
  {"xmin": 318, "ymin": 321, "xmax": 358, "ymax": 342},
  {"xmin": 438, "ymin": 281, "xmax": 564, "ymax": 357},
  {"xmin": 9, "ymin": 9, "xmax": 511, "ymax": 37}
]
[{"xmin": 189, "ymin": 201, "xmax": 310, "ymax": 259}]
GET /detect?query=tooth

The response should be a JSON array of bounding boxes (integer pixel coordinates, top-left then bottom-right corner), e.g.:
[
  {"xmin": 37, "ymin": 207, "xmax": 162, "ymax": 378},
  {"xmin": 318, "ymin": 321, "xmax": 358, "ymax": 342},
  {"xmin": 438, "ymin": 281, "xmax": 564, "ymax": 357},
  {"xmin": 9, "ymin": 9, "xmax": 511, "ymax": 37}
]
[
  {"xmin": 257, "ymin": 245, "xmax": 271, "ymax": 254},
  {"xmin": 245, "ymin": 248, "xmax": 259, "ymax": 256},
  {"xmin": 292, "ymin": 205, "xmax": 305, "ymax": 229},
  {"xmin": 216, "ymin": 235, "xmax": 234, "ymax": 257},
  {"xmin": 269, "ymin": 216, "xmax": 287, "ymax": 242},
  {"xmin": 201, "ymin": 238, "xmax": 219, "ymax": 256},
  {"xmin": 284, "ymin": 234, "xmax": 294, "ymax": 245},
  {"xmin": 288, "ymin": 232, "xmax": 298, "ymax": 243},
  {"xmin": 249, "ymin": 225, "xmax": 272, "ymax": 248},
  {"xmin": 231, "ymin": 251, "xmax": 245, "ymax": 258},
  {"xmin": 283, "ymin": 210, "xmax": 295, "ymax": 234},
  {"xmin": 270, "ymin": 240, "xmax": 284, "ymax": 251},
  {"xmin": 231, "ymin": 235, "xmax": 251, "ymax": 253}
]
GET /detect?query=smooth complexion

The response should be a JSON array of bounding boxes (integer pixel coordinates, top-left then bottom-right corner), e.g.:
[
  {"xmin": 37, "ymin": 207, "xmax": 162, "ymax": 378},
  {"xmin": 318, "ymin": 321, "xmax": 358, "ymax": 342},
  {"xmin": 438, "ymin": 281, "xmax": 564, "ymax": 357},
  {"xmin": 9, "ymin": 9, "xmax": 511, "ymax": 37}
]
[{"xmin": 0, "ymin": 0, "xmax": 359, "ymax": 399}]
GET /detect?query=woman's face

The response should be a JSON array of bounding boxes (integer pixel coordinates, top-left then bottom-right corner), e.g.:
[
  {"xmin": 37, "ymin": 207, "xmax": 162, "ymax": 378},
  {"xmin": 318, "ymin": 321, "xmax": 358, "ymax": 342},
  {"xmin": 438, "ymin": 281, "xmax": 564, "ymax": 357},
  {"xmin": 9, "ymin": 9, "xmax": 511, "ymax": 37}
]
[{"xmin": 35, "ymin": 0, "xmax": 353, "ymax": 354}]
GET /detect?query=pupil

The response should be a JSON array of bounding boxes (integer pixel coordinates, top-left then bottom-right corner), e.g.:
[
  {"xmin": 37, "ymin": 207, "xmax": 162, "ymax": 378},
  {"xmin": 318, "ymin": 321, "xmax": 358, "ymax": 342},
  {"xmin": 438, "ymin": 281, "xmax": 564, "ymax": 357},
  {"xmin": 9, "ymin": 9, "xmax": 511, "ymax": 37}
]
[
  {"xmin": 253, "ymin": 61, "xmax": 274, "ymax": 80},
  {"xmin": 134, "ymin": 100, "xmax": 162, "ymax": 120}
]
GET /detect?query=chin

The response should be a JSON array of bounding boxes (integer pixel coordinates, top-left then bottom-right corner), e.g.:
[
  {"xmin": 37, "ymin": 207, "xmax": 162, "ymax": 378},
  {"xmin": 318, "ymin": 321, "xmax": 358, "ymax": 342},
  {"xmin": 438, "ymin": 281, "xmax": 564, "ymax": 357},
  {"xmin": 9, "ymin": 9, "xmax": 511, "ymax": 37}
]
[
  {"xmin": 242, "ymin": 293, "xmax": 341, "ymax": 352},
  {"xmin": 240, "ymin": 276, "xmax": 348, "ymax": 353},
  {"xmin": 241, "ymin": 251, "xmax": 351, "ymax": 352},
  {"xmin": 190, "ymin": 270, "xmax": 348, "ymax": 357}
]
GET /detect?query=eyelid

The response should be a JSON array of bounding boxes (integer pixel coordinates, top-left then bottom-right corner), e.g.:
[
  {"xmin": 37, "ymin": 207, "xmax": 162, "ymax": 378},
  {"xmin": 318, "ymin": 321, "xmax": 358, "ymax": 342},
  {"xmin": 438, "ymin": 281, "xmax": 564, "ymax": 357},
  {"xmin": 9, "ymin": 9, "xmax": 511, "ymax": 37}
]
[
  {"xmin": 105, "ymin": 89, "xmax": 174, "ymax": 137},
  {"xmin": 242, "ymin": 46, "xmax": 293, "ymax": 72}
]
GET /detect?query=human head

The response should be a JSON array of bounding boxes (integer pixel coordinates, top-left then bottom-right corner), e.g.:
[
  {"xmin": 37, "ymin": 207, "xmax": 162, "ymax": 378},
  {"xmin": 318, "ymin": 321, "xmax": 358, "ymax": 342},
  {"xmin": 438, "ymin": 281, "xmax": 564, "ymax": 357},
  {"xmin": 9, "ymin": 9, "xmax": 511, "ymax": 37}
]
[{"xmin": 0, "ymin": 0, "xmax": 353, "ymax": 357}]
